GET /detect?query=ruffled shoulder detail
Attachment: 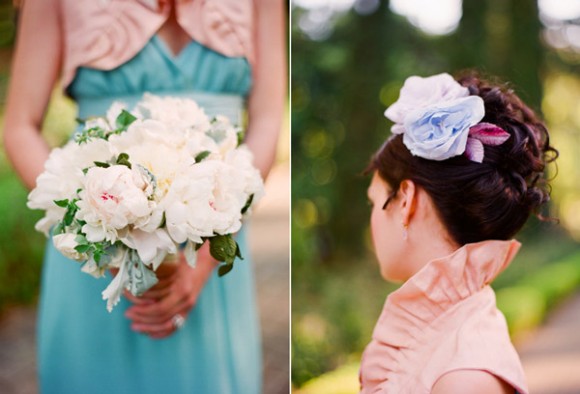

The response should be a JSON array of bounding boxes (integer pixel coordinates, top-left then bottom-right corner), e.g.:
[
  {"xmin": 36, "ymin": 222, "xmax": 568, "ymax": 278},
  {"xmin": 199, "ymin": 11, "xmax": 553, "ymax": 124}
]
[
  {"xmin": 178, "ymin": 0, "xmax": 254, "ymax": 65},
  {"xmin": 360, "ymin": 240, "xmax": 527, "ymax": 393},
  {"xmin": 373, "ymin": 239, "xmax": 520, "ymax": 346},
  {"xmin": 59, "ymin": 0, "xmax": 254, "ymax": 89}
]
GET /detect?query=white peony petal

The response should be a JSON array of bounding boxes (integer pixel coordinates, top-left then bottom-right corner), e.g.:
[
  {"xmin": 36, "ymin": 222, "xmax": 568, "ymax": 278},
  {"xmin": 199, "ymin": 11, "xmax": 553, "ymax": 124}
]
[
  {"xmin": 102, "ymin": 259, "xmax": 130, "ymax": 312},
  {"xmin": 121, "ymin": 228, "xmax": 176, "ymax": 265},
  {"xmin": 184, "ymin": 241, "xmax": 198, "ymax": 268}
]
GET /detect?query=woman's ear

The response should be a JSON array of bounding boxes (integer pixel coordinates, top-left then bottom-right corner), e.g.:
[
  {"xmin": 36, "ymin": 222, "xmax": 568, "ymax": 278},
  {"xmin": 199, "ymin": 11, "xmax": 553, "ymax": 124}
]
[{"xmin": 398, "ymin": 179, "xmax": 417, "ymax": 226}]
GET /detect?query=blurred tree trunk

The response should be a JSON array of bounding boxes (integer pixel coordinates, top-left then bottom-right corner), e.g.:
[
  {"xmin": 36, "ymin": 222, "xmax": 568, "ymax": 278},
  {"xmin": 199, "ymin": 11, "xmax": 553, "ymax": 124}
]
[
  {"xmin": 330, "ymin": 0, "xmax": 395, "ymax": 258},
  {"xmin": 453, "ymin": 0, "xmax": 543, "ymax": 108}
]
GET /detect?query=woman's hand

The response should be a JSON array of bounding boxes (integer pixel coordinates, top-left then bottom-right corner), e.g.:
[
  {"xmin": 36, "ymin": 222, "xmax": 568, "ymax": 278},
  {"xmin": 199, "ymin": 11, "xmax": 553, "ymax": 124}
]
[{"xmin": 124, "ymin": 243, "xmax": 218, "ymax": 339}]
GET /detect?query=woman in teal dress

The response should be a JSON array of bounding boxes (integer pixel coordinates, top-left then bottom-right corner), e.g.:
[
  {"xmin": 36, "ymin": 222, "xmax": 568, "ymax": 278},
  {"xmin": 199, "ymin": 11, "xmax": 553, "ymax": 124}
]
[{"xmin": 3, "ymin": 1, "xmax": 286, "ymax": 393}]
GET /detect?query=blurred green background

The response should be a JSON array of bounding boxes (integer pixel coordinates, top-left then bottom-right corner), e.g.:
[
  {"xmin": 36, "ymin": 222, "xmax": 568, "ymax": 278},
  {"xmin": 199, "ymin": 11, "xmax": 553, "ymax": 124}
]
[{"xmin": 292, "ymin": 0, "xmax": 580, "ymax": 391}]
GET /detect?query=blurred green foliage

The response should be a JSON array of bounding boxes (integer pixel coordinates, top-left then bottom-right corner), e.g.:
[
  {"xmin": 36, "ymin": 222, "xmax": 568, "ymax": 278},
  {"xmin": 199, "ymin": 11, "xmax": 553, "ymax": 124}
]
[
  {"xmin": 497, "ymin": 251, "xmax": 580, "ymax": 335},
  {"xmin": 292, "ymin": 258, "xmax": 397, "ymax": 386},
  {"xmin": 0, "ymin": 175, "xmax": 45, "ymax": 308},
  {"xmin": 292, "ymin": 0, "xmax": 580, "ymax": 388},
  {"xmin": 0, "ymin": 0, "xmax": 15, "ymax": 48},
  {"xmin": 297, "ymin": 362, "xmax": 360, "ymax": 394}
]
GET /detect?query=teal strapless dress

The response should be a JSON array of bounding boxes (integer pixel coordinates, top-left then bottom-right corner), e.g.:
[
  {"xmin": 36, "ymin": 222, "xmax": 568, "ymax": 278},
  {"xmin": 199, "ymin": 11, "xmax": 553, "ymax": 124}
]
[{"xmin": 38, "ymin": 36, "xmax": 261, "ymax": 394}]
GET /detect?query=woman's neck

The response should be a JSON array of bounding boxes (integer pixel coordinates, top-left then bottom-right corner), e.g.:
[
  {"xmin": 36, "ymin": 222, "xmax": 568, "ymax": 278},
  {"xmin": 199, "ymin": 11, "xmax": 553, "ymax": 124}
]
[
  {"xmin": 400, "ymin": 200, "xmax": 460, "ymax": 281},
  {"xmin": 156, "ymin": 0, "xmax": 191, "ymax": 57}
]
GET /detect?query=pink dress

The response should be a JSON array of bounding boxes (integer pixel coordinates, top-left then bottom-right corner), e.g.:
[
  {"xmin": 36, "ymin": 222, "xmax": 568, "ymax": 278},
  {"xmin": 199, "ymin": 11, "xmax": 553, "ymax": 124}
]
[{"xmin": 359, "ymin": 240, "xmax": 528, "ymax": 393}]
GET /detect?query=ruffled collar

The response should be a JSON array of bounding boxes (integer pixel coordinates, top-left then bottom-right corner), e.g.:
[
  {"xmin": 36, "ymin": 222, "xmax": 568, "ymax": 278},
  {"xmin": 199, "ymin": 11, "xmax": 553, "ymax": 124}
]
[
  {"xmin": 372, "ymin": 239, "xmax": 520, "ymax": 347},
  {"xmin": 112, "ymin": 0, "xmax": 190, "ymax": 11}
]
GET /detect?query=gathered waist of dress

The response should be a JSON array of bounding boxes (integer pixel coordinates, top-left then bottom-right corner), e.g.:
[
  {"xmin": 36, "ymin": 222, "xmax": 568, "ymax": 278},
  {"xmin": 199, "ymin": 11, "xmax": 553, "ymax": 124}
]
[{"xmin": 75, "ymin": 90, "xmax": 245, "ymax": 124}]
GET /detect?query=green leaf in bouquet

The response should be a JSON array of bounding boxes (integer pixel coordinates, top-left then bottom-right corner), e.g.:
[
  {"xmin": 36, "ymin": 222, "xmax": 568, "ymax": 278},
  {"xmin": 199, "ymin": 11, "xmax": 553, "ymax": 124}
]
[
  {"xmin": 75, "ymin": 135, "xmax": 88, "ymax": 145},
  {"xmin": 116, "ymin": 110, "xmax": 137, "ymax": 131},
  {"xmin": 54, "ymin": 199, "xmax": 69, "ymax": 208},
  {"xmin": 94, "ymin": 161, "xmax": 110, "ymax": 168},
  {"xmin": 117, "ymin": 152, "xmax": 130, "ymax": 162},
  {"xmin": 93, "ymin": 127, "xmax": 107, "ymax": 139},
  {"xmin": 74, "ymin": 234, "xmax": 88, "ymax": 245},
  {"xmin": 74, "ymin": 244, "xmax": 91, "ymax": 254},
  {"xmin": 62, "ymin": 200, "xmax": 78, "ymax": 226},
  {"xmin": 218, "ymin": 263, "xmax": 234, "ymax": 277},
  {"xmin": 93, "ymin": 246, "xmax": 105, "ymax": 264},
  {"xmin": 52, "ymin": 222, "xmax": 65, "ymax": 235},
  {"xmin": 241, "ymin": 194, "xmax": 254, "ymax": 214},
  {"xmin": 63, "ymin": 214, "xmax": 73, "ymax": 227},
  {"xmin": 158, "ymin": 212, "xmax": 166, "ymax": 228},
  {"xmin": 75, "ymin": 123, "xmax": 110, "ymax": 144},
  {"xmin": 116, "ymin": 153, "xmax": 132, "ymax": 169},
  {"xmin": 237, "ymin": 129, "xmax": 245, "ymax": 146},
  {"xmin": 235, "ymin": 241, "xmax": 244, "ymax": 260},
  {"xmin": 209, "ymin": 234, "xmax": 237, "ymax": 264},
  {"xmin": 75, "ymin": 117, "xmax": 86, "ymax": 125},
  {"xmin": 195, "ymin": 150, "xmax": 211, "ymax": 163}
]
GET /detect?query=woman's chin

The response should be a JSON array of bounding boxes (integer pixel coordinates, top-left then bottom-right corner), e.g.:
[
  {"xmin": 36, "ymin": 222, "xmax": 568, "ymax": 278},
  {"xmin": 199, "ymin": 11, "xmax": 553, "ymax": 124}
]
[{"xmin": 379, "ymin": 266, "xmax": 408, "ymax": 284}]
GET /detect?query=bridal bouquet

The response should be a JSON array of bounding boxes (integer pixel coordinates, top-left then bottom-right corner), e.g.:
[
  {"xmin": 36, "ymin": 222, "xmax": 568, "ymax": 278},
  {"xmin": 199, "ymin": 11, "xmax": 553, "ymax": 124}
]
[{"xmin": 28, "ymin": 94, "xmax": 264, "ymax": 311}]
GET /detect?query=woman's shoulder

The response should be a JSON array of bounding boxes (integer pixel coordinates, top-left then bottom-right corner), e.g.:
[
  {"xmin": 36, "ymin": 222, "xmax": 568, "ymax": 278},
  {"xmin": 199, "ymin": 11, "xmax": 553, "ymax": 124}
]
[
  {"xmin": 424, "ymin": 297, "xmax": 529, "ymax": 394},
  {"xmin": 432, "ymin": 370, "xmax": 516, "ymax": 394}
]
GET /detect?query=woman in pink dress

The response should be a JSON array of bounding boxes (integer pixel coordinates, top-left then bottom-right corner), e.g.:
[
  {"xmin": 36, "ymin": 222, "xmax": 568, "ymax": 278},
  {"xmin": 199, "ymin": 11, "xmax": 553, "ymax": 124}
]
[{"xmin": 360, "ymin": 72, "xmax": 557, "ymax": 394}]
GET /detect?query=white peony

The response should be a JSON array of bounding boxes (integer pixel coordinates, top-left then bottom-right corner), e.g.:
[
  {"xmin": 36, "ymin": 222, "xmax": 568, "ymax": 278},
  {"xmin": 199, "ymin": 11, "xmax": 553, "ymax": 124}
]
[
  {"xmin": 110, "ymin": 131, "xmax": 193, "ymax": 200},
  {"xmin": 206, "ymin": 115, "xmax": 240, "ymax": 157},
  {"xmin": 186, "ymin": 131, "xmax": 221, "ymax": 160},
  {"xmin": 76, "ymin": 165, "xmax": 155, "ymax": 243},
  {"xmin": 52, "ymin": 233, "xmax": 87, "ymax": 261},
  {"xmin": 162, "ymin": 169, "xmax": 216, "ymax": 244},
  {"xmin": 133, "ymin": 93, "xmax": 211, "ymax": 132},
  {"xmin": 120, "ymin": 228, "xmax": 176, "ymax": 269},
  {"xmin": 28, "ymin": 138, "xmax": 113, "ymax": 234},
  {"xmin": 224, "ymin": 145, "xmax": 265, "ymax": 206},
  {"xmin": 163, "ymin": 160, "xmax": 249, "ymax": 245},
  {"xmin": 112, "ymin": 119, "xmax": 188, "ymax": 150}
]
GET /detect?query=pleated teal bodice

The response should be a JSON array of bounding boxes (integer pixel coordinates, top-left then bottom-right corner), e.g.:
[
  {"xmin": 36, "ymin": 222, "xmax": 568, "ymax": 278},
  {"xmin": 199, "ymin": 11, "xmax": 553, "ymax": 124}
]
[{"xmin": 38, "ymin": 36, "xmax": 261, "ymax": 394}]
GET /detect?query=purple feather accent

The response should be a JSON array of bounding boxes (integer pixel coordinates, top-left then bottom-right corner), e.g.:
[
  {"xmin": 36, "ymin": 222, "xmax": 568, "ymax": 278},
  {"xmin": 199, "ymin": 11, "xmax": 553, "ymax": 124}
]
[
  {"xmin": 468, "ymin": 122, "xmax": 510, "ymax": 146},
  {"xmin": 465, "ymin": 137, "xmax": 484, "ymax": 163}
]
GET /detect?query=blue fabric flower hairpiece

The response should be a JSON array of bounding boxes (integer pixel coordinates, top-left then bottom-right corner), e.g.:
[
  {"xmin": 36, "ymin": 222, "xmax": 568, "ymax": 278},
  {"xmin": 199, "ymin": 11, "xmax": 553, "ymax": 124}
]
[{"xmin": 384, "ymin": 73, "xmax": 510, "ymax": 162}]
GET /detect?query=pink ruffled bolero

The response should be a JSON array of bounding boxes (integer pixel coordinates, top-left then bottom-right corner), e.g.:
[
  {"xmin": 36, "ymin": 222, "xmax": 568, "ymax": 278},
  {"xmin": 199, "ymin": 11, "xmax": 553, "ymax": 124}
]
[
  {"xmin": 359, "ymin": 240, "xmax": 528, "ymax": 394},
  {"xmin": 58, "ymin": 0, "xmax": 255, "ymax": 89}
]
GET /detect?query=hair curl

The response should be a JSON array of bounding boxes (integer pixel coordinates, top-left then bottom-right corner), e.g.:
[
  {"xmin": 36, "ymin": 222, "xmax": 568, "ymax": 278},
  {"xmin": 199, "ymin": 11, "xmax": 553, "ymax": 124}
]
[{"xmin": 368, "ymin": 72, "xmax": 558, "ymax": 245}]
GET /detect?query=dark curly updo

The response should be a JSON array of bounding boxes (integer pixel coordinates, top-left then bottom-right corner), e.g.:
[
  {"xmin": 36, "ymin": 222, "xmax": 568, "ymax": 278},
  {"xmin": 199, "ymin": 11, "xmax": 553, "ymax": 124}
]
[{"xmin": 368, "ymin": 72, "xmax": 558, "ymax": 245}]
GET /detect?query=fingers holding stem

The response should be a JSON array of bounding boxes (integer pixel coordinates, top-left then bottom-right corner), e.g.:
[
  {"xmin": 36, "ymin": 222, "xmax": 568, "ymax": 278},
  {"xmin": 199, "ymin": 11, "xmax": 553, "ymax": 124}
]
[{"xmin": 124, "ymin": 244, "xmax": 216, "ymax": 339}]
